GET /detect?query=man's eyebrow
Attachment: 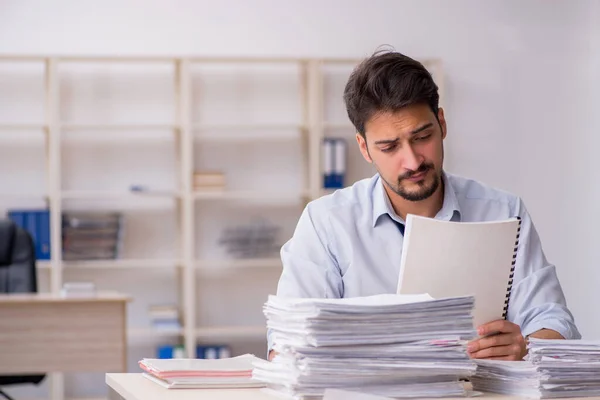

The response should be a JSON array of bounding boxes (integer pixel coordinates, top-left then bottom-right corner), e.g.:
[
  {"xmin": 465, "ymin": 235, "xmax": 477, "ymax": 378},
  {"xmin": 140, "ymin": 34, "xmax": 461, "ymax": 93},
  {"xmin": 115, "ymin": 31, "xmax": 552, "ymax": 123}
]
[
  {"xmin": 373, "ymin": 123, "xmax": 435, "ymax": 145},
  {"xmin": 374, "ymin": 138, "xmax": 399, "ymax": 146},
  {"xmin": 411, "ymin": 123, "xmax": 434, "ymax": 135}
]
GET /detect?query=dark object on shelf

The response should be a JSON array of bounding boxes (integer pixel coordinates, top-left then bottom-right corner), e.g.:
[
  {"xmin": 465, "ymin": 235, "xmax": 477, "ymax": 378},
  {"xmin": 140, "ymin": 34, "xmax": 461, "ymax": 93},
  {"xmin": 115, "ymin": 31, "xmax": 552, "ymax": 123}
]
[
  {"xmin": 62, "ymin": 212, "xmax": 123, "ymax": 260},
  {"xmin": 218, "ymin": 218, "xmax": 281, "ymax": 259}
]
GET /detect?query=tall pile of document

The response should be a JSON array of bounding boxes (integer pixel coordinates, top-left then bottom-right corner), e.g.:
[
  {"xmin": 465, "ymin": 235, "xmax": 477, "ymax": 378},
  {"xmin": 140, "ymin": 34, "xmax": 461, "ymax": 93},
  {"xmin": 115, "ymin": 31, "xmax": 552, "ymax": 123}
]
[
  {"xmin": 472, "ymin": 338, "xmax": 600, "ymax": 398},
  {"xmin": 253, "ymin": 294, "xmax": 477, "ymax": 399}
]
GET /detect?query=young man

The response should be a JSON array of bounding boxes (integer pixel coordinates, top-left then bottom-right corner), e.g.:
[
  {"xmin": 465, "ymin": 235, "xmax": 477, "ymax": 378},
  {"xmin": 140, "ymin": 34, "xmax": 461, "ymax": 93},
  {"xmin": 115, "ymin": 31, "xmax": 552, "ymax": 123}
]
[{"xmin": 270, "ymin": 50, "xmax": 580, "ymax": 361}]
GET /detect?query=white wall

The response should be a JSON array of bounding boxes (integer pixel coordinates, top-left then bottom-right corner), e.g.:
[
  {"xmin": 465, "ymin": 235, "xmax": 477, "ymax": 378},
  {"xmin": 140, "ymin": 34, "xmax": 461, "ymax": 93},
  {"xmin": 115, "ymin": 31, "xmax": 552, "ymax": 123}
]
[
  {"xmin": 0, "ymin": 0, "xmax": 599, "ymax": 397},
  {"xmin": 559, "ymin": 0, "xmax": 600, "ymax": 340}
]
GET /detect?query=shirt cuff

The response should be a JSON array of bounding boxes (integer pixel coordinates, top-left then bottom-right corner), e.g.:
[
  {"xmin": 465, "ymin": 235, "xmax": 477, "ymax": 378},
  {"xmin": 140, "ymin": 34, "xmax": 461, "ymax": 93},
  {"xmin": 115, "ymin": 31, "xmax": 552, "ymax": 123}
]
[{"xmin": 522, "ymin": 318, "xmax": 581, "ymax": 340}]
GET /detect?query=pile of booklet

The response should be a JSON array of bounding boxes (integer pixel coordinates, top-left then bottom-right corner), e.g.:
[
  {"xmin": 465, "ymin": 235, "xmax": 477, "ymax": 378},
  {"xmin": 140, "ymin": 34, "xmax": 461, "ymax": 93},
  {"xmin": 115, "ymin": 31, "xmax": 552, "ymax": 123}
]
[
  {"xmin": 252, "ymin": 293, "xmax": 477, "ymax": 399},
  {"xmin": 472, "ymin": 338, "xmax": 600, "ymax": 398},
  {"xmin": 139, "ymin": 354, "xmax": 265, "ymax": 389}
]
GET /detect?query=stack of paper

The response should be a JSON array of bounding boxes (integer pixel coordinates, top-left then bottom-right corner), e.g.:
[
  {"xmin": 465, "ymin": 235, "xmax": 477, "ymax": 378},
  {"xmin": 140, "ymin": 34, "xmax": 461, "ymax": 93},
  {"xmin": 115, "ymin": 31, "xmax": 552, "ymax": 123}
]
[
  {"xmin": 139, "ymin": 354, "xmax": 266, "ymax": 389},
  {"xmin": 472, "ymin": 338, "xmax": 600, "ymax": 398},
  {"xmin": 253, "ymin": 293, "xmax": 477, "ymax": 399}
]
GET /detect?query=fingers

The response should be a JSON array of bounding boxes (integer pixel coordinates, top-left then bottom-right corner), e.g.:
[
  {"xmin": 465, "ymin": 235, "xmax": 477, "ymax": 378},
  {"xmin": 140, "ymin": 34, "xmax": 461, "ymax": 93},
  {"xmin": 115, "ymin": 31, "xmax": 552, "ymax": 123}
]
[
  {"xmin": 469, "ymin": 343, "xmax": 524, "ymax": 360},
  {"xmin": 477, "ymin": 319, "xmax": 521, "ymax": 336},
  {"xmin": 268, "ymin": 350, "xmax": 279, "ymax": 361},
  {"xmin": 468, "ymin": 333, "xmax": 515, "ymax": 353},
  {"xmin": 467, "ymin": 332, "xmax": 526, "ymax": 360}
]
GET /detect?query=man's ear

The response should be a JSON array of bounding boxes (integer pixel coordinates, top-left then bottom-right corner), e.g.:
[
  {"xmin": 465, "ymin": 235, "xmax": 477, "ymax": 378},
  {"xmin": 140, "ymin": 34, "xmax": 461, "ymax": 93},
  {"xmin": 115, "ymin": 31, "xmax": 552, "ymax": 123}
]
[
  {"xmin": 438, "ymin": 108, "xmax": 447, "ymax": 140},
  {"xmin": 356, "ymin": 133, "xmax": 372, "ymax": 163}
]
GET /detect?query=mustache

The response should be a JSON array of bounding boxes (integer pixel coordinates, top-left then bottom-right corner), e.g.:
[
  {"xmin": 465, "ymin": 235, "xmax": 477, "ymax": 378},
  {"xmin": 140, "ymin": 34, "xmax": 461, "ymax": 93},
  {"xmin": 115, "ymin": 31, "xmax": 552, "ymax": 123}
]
[{"xmin": 398, "ymin": 164, "xmax": 433, "ymax": 181}]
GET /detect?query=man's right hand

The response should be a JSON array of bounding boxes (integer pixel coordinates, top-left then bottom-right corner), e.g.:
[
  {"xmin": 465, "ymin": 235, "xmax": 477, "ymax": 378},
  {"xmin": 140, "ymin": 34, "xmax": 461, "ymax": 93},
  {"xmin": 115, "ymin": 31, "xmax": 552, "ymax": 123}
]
[{"xmin": 268, "ymin": 350, "xmax": 278, "ymax": 361}]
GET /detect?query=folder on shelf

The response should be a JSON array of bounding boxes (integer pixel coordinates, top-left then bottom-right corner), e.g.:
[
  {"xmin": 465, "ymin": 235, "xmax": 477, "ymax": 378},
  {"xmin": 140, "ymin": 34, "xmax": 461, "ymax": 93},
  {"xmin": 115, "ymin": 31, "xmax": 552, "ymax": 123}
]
[
  {"xmin": 193, "ymin": 171, "xmax": 226, "ymax": 191},
  {"xmin": 322, "ymin": 138, "xmax": 346, "ymax": 189},
  {"xmin": 7, "ymin": 209, "xmax": 51, "ymax": 260}
]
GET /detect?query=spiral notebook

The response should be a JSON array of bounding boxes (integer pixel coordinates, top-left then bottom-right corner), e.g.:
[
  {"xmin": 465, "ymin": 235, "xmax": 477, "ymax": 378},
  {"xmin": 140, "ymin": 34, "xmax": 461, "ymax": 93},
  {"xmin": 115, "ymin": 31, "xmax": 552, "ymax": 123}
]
[{"xmin": 396, "ymin": 214, "xmax": 521, "ymax": 327}]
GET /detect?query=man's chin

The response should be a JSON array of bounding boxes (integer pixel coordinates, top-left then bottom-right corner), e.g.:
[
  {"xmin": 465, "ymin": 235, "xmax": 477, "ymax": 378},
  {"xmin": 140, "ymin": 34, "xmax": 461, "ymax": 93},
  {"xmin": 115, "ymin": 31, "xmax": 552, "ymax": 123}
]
[{"xmin": 397, "ymin": 181, "xmax": 438, "ymax": 202}]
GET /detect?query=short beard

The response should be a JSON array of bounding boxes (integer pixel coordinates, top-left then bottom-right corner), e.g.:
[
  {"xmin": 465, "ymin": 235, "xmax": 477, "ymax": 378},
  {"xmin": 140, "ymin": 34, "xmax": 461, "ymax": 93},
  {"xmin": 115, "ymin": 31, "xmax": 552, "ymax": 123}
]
[{"xmin": 385, "ymin": 163, "xmax": 440, "ymax": 202}]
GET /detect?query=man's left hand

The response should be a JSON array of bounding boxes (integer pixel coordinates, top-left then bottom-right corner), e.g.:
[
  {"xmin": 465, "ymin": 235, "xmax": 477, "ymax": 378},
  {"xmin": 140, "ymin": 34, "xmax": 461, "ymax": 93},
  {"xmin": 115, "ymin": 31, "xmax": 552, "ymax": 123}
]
[{"xmin": 467, "ymin": 320, "xmax": 527, "ymax": 360}]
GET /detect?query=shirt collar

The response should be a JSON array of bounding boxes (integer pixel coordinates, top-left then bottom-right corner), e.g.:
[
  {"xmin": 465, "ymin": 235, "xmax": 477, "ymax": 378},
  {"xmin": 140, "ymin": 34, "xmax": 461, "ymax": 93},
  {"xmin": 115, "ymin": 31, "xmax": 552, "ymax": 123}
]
[{"xmin": 372, "ymin": 172, "xmax": 461, "ymax": 228}]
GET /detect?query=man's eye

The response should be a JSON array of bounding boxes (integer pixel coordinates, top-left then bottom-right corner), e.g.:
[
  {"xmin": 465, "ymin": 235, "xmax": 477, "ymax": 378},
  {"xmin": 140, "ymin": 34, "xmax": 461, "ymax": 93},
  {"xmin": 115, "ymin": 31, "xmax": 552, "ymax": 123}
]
[
  {"xmin": 415, "ymin": 134, "xmax": 431, "ymax": 141},
  {"xmin": 381, "ymin": 145, "xmax": 397, "ymax": 153}
]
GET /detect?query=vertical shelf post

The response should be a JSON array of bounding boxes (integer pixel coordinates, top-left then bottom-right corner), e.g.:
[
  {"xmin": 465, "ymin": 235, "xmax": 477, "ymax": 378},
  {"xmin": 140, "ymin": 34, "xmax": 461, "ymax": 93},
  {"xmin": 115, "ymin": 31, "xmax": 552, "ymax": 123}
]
[
  {"xmin": 45, "ymin": 57, "xmax": 65, "ymax": 400},
  {"xmin": 176, "ymin": 59, "xmax": 196, "ymax": 358},
  {"xmin": 307, "ymin": 60, "xmax": 324, "ymax": 201}
]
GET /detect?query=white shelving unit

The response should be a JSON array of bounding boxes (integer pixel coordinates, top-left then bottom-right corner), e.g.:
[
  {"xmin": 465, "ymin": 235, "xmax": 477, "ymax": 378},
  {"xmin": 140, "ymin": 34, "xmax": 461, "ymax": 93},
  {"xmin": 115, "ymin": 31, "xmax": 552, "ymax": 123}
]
[{"xmin": 0, "ymin": 55, "xmax": 442, "ymax": 400}]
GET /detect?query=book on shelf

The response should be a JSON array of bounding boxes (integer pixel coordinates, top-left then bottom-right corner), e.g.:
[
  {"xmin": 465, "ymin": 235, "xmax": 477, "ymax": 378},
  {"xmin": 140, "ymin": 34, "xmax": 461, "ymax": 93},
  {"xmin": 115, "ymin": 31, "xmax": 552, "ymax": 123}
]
[
  {"xmin": 149, "ymin": 304, "xmax": 182, "ymax": 332},
  {"xmin": 193, "ymin": 171, "xmax": 226, "ymax": 192},
  {"xmin": 60, "ymin": 281, "xmax": 96, "ymax": 298}
]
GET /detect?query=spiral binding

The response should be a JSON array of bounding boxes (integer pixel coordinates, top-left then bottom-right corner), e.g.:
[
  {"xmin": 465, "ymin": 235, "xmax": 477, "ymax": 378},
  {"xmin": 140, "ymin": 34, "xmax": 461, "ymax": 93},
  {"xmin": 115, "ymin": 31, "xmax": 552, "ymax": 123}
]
[{"xmin": 502, "ymin": 216, "xmax": 521, "ymax": 319}]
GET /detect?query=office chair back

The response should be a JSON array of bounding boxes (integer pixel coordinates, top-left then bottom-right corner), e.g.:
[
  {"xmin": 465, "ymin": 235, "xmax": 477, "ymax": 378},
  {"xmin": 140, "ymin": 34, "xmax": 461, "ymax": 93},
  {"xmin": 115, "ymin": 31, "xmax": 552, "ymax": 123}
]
[{"xmin": 0, "ymin": 219, "xmax": 45, "ymax": 398}]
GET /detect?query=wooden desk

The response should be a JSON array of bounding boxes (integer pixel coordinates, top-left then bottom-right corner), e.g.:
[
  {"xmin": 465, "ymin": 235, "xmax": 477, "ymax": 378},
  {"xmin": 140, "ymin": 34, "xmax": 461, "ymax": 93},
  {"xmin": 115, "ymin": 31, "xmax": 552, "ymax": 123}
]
[
  {"xmin": 0, "ymin": 292, "xmax": 130, "ymax": 374},
  {"xmin": 106, "ymin": 374, "xmax": 277, "ymax": 400},
  {"xmin": 106, "ymin": 373, "xmax": 600, "ymax": 400}
]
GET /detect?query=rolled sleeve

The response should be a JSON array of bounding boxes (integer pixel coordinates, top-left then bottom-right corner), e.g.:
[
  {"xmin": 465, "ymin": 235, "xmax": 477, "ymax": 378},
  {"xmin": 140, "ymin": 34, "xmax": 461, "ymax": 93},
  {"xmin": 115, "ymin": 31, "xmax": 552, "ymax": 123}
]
[
  {"xmin": 506, "ymin": 198, "xmax": 581, "ymax": 339},
  {"xmin": 521, "ymin": 317, "xmax": 578, "ymax": 340}
]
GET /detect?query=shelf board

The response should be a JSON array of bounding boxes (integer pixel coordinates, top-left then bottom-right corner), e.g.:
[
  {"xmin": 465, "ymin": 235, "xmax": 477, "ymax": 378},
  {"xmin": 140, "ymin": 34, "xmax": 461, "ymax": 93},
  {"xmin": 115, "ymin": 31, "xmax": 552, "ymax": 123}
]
[
  {"xmin": 194, "ymin": 123, "xmax": 305, "ymax": 130},
  {"xmin": 62, "ymin": 190, "xmax": 181, "ymax": 200},
  {"xmin": 193, "ymin": 190, "xmax": 308, "ymax": 202},
  {"xmin": 195, "ymin": 132, "xmax": 300, "ymax": 142},
  {"xmin": 0, "ymin": 126, "xmax": 47, "ymax": 144},
  {"xmin": 0, "ymin": 123, "xmax": 47, "ymax": 130},
  {"xmin": 37, "ymin": 261, "xmax": 52, "ymax": 269},
  {"xmin": 195, "ymin": 325, "xmax": 266, "ymax": 339},
  {"xmin": 0, "ymin": 193, "xmax": 47, "ymax": 199},
  {"xmin": 194, "ymin": 124, "xmax": 305, "ymax": 142},
  {"xmin": 61, "ymin": 190, "xmax": 181, "ymax": 211},
  {"xmin": 61, "ymin": 123, "xmax": 178, "ymax": 131},
  {"xmin": 62, "ymin": 259, "xmax": 181, "ymax": 269},
  {"xmin": 128, "ymin": 327, "xmax": 184, "ymax": 339},
  {"xmin": 196, "ymin": 258, "xmax": 281, "ymax": 269}
]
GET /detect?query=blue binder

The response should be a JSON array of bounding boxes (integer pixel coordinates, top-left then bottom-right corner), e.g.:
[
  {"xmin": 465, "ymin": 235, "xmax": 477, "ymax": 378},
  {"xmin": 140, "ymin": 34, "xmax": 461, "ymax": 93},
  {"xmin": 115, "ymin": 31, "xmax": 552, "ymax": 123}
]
[
  {"xmin": 323, "ymin": 138, "xmax": 347, "ymax": 189},
  {"xmin": 7, "ymin": 209, "xmax": 51, "ymax": 260}
]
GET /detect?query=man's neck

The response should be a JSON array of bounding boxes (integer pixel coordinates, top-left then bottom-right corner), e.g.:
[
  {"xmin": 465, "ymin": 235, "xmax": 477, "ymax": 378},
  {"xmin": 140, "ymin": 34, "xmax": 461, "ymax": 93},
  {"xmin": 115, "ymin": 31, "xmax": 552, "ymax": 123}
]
[{"xmin": 385, "ymin": 177, "xmax": 445, "ymax": 221}]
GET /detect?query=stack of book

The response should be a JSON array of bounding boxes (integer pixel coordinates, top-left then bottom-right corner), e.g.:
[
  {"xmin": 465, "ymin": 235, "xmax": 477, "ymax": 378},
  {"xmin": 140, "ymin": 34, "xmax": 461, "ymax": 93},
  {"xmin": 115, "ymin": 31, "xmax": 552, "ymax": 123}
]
[
  {"xmin": 149, "ymin": 305, "xmax": 182, "ymax": 333},
  {"xmin": 60, "ymin": 282, "xmax": 96, "ymax": 298},
  {"xmin": 193, "ymin": 171, "xmax": 226, "ymax": 192},
  {"xmin": 62, "ymin": 212, "xmax": 123, "ymax": 260}
]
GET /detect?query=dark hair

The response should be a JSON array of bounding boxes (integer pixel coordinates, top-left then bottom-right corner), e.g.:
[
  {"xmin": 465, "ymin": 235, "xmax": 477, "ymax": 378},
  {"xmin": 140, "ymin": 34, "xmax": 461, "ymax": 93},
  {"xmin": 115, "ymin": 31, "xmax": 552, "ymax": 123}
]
[{"xmin": 343, "ymin": 49, "xmax": 440, "ymax": 138}]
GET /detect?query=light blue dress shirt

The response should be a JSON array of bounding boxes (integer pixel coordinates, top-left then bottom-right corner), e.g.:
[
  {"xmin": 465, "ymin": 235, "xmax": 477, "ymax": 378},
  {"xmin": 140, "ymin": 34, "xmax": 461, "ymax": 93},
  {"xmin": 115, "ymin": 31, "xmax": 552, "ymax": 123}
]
[{"xmin": 271, "ymin": 172, "xmax": 580, "ymax": 351}]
